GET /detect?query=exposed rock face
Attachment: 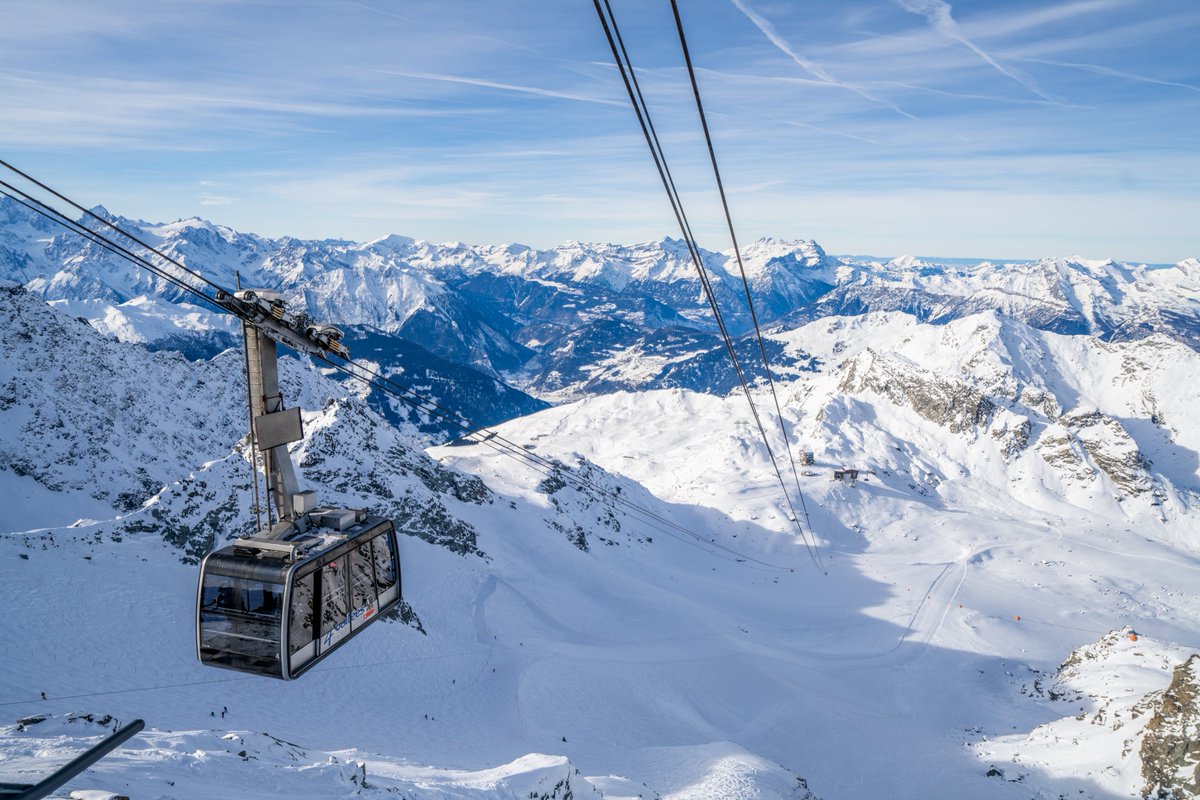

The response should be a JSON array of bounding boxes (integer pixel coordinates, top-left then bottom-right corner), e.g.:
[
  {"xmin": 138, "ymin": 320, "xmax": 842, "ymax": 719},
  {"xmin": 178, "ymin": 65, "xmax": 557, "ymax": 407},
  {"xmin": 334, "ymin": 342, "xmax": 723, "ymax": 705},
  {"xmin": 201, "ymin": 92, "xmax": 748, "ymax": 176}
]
[
  {"xmin": 129, "ymin": 463, "xmax": 252, "ymax": 563},
  {"xmin": 1065, "ymin": 410, "xmax": 1155, "ymax": 495},
  {"xmin": 0, "ymin": 284, "xmax": 249, "ymax": 527},
  {"xmin": 1019, "ymin": 385, "xmax": 1063, "ymax": 419},
  {"xmin": 536, "ymin": 457, "xmax": 644, "ymax": 552},
  {"xmin": 1035, "ymin": 422, "xmax": 1098, "ymax": 485},
  {"xmin": 1141, "ymin": 654, "xmax": 1200, "ymax": 799},
  {"xmin": 989, "ymin": 413, "xmax": 1032, "ymax": 459},
  {"xmin": 299, "ymin": 397, "xmax": 493, "ymax": 559},
  {"xmin": 830, "ymin": 333, "xmax": 1170, "ymax": 495},
  {"xmin": 837, "ymin": 348, "xmax": 997, "ymax": 435},
  {"xmin": 1035, "ymin": 409, "xmax": 1155, "ymax": 496},
  {"xmin": 796, "ymin": 306, "xmax": 1199, "ymax": 513}
]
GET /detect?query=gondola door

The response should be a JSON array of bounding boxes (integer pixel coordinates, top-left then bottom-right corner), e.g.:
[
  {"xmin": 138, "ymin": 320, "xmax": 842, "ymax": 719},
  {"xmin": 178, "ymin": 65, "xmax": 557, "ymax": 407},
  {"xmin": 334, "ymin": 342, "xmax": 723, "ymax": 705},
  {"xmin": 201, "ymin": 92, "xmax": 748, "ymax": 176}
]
[
  {"xmin": 286, "ymin": 567, "xmax": 318, "ymax": 676},
  {"xmin": 318, "ymin": 554, "xmax": 353, "ymax": 652},
  {"xmin": 371, "ymin": 529, "xmax": 401, "ymax": 612},
  {"xmin": 348, "ymin": 538, "xmax": 380, "ymax": 631}
]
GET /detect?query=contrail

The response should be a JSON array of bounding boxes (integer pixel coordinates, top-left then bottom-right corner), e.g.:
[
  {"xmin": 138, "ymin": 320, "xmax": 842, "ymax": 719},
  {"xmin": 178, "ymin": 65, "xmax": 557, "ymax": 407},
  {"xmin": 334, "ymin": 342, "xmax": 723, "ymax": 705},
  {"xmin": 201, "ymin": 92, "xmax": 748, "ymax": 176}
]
[
  {"xmin": 731, "ymin": 0, "xmax": 917, "ymax": 119},
  {"xmin": 777, "ymin": 118, "xmax": 881, "ymax": 146},
  {"xmin": 1020, "ymin": 58, "xmax": 1200, "ymax": 94},
  {"xmin": 893, "ymin": 0, "xmax": 1066, "ymax": 104},
  {"xmin": 377, "ymin": 70, "xmax": 624, "ymax": 107}
]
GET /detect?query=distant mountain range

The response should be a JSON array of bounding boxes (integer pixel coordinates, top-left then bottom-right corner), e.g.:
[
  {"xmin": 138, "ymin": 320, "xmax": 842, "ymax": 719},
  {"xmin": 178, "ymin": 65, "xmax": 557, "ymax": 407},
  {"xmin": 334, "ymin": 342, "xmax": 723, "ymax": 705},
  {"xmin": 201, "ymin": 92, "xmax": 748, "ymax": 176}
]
[{"xmin": 2, "ymin": 195, "xmax": 1197, "ymax": 421}]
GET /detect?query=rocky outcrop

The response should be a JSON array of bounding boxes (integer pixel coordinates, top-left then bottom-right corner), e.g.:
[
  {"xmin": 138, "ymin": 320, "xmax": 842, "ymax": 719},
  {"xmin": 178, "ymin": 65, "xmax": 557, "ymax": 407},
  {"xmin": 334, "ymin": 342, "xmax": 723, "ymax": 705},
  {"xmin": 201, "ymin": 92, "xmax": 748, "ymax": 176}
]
[
  {"xmin": 1031, "ymin": 627, "xmax": 1135, "ymax": 703},
  {"xmin": 837, "ymin": 349, "xmax": 997, "ymax": 436},
  {"xmin": 1035, "ymin": 409, "xmax": 1155, "ymax": 496},
  {"xmin": 1018, "ymin": 385, "xmax": 1063, "ymax": 419},
  {"xmin": 989, "ymin": 412, "xmax": 1032, "ymax": 460},
  {"xmin": 0, "ymin": 285, "xmax": 250, "ymax": 529},
  {"xmin": 1035, "ymin": 422, "xmax": 1097, "ymax": 486},
  {"xmin": 1141, "ymin": 654, "xmax": 1200, "ymax": 799},
  {"xmin": 1066, "ymin": 410, "xmax": 1154, "ymax": 495},
  {"xmin": 984, "ymin": 630, "xmax": 1200, "ymax": 800},
  {"xmin": 536, "ymin": 456, "xmax": 657, "ymax": 552}
]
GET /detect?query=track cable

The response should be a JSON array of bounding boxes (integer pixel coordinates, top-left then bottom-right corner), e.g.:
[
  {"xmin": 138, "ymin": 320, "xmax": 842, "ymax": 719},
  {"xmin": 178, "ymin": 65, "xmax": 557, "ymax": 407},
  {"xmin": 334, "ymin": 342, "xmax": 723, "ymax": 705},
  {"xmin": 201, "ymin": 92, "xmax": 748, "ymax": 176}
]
[
  {"xmin": 668, "ymin": 0, "xmax": 822, "ymax": 567},
  {"xmin": 591, "ymin": 0, "xmax": 825, "ymax": 572}
]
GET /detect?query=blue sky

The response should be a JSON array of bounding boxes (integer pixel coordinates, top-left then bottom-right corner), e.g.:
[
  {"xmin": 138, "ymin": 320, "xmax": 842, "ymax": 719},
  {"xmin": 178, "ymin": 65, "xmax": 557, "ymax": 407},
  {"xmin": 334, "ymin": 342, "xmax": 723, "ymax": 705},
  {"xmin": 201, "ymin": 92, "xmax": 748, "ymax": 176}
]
[{"xmin": 2, "ymin": 0, "xmax": 1197, "ymax": 262}]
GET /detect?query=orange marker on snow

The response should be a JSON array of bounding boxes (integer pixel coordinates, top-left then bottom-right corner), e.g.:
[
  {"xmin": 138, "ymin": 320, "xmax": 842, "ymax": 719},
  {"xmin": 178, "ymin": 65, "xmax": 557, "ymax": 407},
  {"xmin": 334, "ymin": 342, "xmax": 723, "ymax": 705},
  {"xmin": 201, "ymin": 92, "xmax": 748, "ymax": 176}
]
[{"xmin": 1014, "ymin": 615, "xmax": 1021, "ymax": 621}]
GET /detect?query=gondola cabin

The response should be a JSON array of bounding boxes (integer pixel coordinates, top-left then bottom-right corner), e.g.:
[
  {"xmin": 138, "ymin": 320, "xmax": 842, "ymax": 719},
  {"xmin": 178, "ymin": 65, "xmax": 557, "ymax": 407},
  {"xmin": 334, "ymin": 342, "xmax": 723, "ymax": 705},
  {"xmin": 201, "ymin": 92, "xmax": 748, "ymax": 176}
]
[{"xmin": 196, "ymin": 509, "xmax": 401, "ymax": 680}]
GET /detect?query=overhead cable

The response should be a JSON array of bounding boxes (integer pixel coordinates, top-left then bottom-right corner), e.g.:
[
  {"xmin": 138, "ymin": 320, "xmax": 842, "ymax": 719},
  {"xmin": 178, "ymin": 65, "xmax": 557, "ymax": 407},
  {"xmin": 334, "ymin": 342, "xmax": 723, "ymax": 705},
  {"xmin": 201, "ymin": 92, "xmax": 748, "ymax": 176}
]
[
  {"xmin": 668, "ymin": 0, "xmax": 820, "ymax": 557},
  {"xmin": 591, "ymin": 0, "xmax": 825, "ymax": 572}
]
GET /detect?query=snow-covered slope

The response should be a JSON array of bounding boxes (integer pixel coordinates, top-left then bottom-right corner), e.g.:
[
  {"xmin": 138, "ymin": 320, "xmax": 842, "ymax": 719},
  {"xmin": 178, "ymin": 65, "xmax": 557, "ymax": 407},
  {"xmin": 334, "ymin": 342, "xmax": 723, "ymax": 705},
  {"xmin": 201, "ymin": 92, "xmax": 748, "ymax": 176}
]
[
  {"xmin": 1, "ymin": 714, "xmax": 606, "ymax": 800},
  {"xmin": 2, "ymin": 289, "xmax": 834, "ymax": 798},
  {"xmin": 976, "ymin": 627, "xmax": 1200, "ymax": 797},
  {"xmin": 47, "ymin": 295, "xmax": 240, "ymax": 358},
  {"xmin": 3, "ymin": 280, "xmax": 1199, "ymax": 799},
  {"xmin": 428, "ymin": 311, "xmax": 1200, "ymax": 798},
  {"xmin": 0, "ymin": 285, "xmax": 250, "ymax": 534}
]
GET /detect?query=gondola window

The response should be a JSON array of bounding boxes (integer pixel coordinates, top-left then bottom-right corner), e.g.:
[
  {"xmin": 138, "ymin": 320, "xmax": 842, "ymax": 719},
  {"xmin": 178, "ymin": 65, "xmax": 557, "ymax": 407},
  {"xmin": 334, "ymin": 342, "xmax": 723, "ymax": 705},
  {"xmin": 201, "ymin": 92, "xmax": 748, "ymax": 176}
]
[
  {"xmin": 288, "ymin": 570, "xmax": 316, "ymax": 657},
  {"xmin": 199, "ymin": 574, "xmax": 285, "ymax": 673},
  {"xmin": 319, "ymin": 557, "xmax": 351, "ymax": 647},
  {"xmin": 372, "ymin": 534, "xmax": 398, "ymax": 592}
]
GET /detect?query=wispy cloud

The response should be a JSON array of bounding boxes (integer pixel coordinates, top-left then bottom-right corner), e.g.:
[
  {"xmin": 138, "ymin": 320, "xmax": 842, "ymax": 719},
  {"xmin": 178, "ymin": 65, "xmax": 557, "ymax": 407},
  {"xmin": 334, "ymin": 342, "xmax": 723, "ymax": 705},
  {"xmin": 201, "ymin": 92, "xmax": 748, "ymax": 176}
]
[
  {"xmin": 345, "ymin": 2, "xmax": 541, "ymax": 56},
  {"xmin": 867, "ymin": 80, "xmax": 1062, "ymax": 107},
  {"xmin": 729, "ymin": 0, "xmax": 917, "ymax": 120},
  {"xmin": 688, "ymin": 69, "xmax": 884, "ymax": 144},
  {"xmin": 1, "ymin": 0, "xmax": 1192, "ymax": 262},
  {"xmin": 774, "ymin": 118, "xmax": 880, "ymax": 146},
  {"xmin": 376, "ymin": 70, "xmax": 623, "ymax": 107},
  {"xmin": 956, "ymin": 0, "xmax": 1129, "ymax": 40},
  {"xmin": 694, "ymin": 66, "xmax": 833, "ymax": 91},
  {"xmin": 1018, "ymin": 58, "xmax": 1200, "ymax": 94},
  {"xmin": 891, "ymin": 0, "xmax": 1066, "ymax": 104},
  {"xmin": 0, "ymin": 70, "xmax": 482, "ymax": 149}
]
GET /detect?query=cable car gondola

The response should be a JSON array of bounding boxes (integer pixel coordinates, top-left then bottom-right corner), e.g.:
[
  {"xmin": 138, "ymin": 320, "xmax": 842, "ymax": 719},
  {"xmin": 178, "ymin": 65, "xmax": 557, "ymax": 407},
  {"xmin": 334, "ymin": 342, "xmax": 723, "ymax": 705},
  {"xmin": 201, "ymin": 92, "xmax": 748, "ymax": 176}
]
[
  {"xmin": 194, "ymin": 289, "xmax": 403, "ymax": 679},
  {"xmin": 197, "ymin": 510, "xmax": 400, "ymax": 679}
]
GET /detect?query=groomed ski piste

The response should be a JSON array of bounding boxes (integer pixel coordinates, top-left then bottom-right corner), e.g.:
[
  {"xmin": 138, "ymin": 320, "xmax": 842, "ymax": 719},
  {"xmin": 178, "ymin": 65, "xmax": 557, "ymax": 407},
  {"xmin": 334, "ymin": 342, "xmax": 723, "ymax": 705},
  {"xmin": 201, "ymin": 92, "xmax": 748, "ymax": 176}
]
[{"xmin": 2, "ymin": 277, "xmax": 1199, "ymax": 799}]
